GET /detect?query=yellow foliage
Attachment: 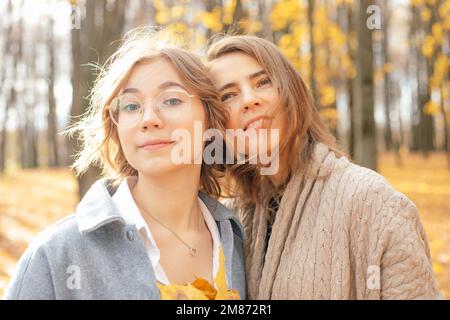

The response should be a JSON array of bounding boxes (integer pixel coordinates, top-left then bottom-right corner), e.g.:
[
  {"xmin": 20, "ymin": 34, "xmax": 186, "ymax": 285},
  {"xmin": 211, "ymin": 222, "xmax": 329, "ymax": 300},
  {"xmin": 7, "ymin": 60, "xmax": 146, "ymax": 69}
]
[
  {"xmin": 383, "ymin": 63, "xmax": 394, "ymax": 73},
  {"xmin": 270, "ymin": 0, "xmax": 304, "ymax": 31},
  {"xmin": 320, "ymin": 107, "xmax": 338, "ymax": 120},
  {"xmin": 170, "ymin": 6, "xmax": 185, "ymax": 20},
  {"xmin": 157, "ymin": 246, "xmax": 240, "ymax": 300},
  {"xmin": 223, "ymin": 0, "xmax": 236, "ymax": 25},
  {"xmin": 165, "ymin": 22, "xmax": 188, "ymax": 37},
  {"xmin": 2, "ymin": 159, "xmax": 450, "ymax": 299},
  {"xmin": 279, "ymin": 34, "xmax": 293, "ymax": 48},
  {"xmin": 432, "ymin": 23, "xmax": 443, "ymax": 44},
  {"xmin": 193, "ymin": 32, "xmax": 206, "ymax": 51},
  {"xmin": 197, "ymin": 7, "xmax": 223, "ymax": 32},
  {"xmin": 434, "ymin": 263, "xmax": 444, "ymax": 275},
  {"xmin": 421, "ymin": 8, "xmax": 432, "ymax": 21},
  {"xmin": 191, "ymin": 278, "xmax": 217, "ymax": 300},
  {"xmin": 155, "ymin": 11, "xmax": 170, "ymax": 25},
  {"xmin": 336, "ymin": 0, "xmax": 353, "ymax": 5},
  {"xmin": 423, "ymin": 100, "xmax": 440, "ymax": 115},
  {"xmin": 248, "ymin": 21, "xmax": 263, "ymax": 34},
  {"xmin": 157, "ymin": 282, "xmax": 209, "ymax": 300},
  {"xmin": 320, "ymin": 107, "xmax": 338, "ymax": 129},
  {"xmin": 374, "ymin": 68, "xmax": 385, "ymax": 84},
  {"xmin": 347, "ymin": 66, "xmax": 357, "ymax": 79},
  {"xmin": 422, "ymin": 35, "xmax": 435, "ymax": 58},
  {"xmin": 328, "ymin": 24, "xmax": 346, "ymax": 48},
  {"xmin": 439, "ymin": 0, "xmax": 450, "ymax": 20},
  {"xmin": 314, "ymin": 6, "xmax": 328, "ymax": 26},
  {"xmin": 152, "ymin": 0, "xmax": 166, "ymax": 11},
  {"xmin": 431, "ymin": 53, "xmax": 449, "ymax": 86},
  {"xmin": 313, "ymin": 25, "xmax": 326, "ymax": 44},
  {"xmin": 320, "ymin": 86, "xmax": 336, "ymax": 106}
]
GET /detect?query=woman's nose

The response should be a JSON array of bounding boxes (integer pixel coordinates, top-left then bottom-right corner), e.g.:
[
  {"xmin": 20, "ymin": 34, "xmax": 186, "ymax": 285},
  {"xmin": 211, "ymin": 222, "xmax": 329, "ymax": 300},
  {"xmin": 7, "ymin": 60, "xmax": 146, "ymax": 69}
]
[
  {"xmin": 241, "ymin": 88, "xmax": 262, "ymax": 113},
  {"xmin": 139, "ymin": 102, "xmax": 164, "ymax": 130}
]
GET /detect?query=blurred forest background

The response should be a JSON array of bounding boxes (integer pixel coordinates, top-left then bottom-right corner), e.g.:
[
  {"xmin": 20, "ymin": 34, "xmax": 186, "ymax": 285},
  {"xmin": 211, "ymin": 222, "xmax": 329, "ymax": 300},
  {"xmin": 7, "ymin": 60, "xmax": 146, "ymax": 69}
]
[{"xmin": 0, "ymin": 0, "xmax": 449, "ymax": 298}]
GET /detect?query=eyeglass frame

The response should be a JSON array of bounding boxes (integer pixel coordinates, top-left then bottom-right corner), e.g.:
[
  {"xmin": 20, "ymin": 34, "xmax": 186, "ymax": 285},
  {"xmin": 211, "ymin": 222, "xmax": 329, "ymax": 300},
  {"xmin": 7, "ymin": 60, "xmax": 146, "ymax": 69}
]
[{"xmin": 107, "ymin": 89, "xmax": 199, "ymax": 128}]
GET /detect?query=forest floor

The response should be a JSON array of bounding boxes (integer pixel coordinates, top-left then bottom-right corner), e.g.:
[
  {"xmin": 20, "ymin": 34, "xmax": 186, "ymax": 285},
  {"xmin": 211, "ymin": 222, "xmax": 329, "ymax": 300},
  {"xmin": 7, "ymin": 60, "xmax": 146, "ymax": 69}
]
[{"xmin": 0, "ymin": 152, "xmax": 449, "ymax": 299}]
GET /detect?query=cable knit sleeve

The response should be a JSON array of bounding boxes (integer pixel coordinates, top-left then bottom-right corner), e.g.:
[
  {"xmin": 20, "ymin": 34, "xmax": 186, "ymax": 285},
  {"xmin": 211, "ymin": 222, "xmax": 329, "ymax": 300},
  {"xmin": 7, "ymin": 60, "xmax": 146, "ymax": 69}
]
[{"xmin": 378, "ymin": 194, "xmax": 440, "ymax": 299}]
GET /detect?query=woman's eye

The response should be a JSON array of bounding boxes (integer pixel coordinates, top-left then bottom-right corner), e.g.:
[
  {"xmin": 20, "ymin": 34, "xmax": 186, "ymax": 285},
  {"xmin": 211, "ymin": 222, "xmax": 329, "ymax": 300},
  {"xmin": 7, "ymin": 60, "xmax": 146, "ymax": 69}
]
[
  {"xmin": 221, "ymin": 92, "xmax": 236, "ymax": 102},
  {"xmin": 257, "ymin": 77, "xmax": 272, "ymax": 87},
  {"xmin": 122, "ymin": 103, "xmax": 140, "ymax": 112},
  {"xmin": 163, "ymin": 98, "xmax": 182, "ymax": 106}
]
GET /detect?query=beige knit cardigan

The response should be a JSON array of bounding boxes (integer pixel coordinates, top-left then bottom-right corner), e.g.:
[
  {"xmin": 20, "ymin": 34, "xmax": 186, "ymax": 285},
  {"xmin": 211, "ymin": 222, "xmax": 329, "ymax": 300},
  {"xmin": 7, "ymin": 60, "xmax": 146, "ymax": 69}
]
[{"xmin": 228, "ymin": 143, "xmax": 440, "ymax": 299}]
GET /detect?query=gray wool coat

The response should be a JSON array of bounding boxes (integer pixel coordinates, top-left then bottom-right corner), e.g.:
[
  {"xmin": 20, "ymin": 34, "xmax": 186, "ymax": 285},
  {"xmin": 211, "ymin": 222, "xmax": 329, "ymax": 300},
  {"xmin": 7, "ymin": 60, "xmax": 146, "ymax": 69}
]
[{"xmin": 4, "ymin": 178, "xmax": 246, "ymax": 300}]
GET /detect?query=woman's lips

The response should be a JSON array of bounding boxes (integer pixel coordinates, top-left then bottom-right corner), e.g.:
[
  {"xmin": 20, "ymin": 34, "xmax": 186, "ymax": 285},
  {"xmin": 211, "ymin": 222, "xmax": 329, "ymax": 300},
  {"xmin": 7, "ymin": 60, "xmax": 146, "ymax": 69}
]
[
  {"xmin": 245, "ymin": 118, "xmax": 264, "ymax": 131},
  {"xmin": 244, "ymin": 116, "xmax": 267, "ymax": 131},
  {"xmin": 139, "ymin": 141, "xmax": 175, "ymax": 151}
]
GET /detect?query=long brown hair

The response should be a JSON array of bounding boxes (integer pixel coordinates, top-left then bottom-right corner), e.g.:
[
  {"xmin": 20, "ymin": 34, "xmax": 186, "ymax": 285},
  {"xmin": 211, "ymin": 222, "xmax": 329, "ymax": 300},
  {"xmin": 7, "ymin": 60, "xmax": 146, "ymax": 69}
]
[
  {"xmin": 67, "ymin": 27, "xmax": 228, "ymax": 198},
  {"xmin": 207, "ymin": 34, "xmax": 346, "ymax": 208}
]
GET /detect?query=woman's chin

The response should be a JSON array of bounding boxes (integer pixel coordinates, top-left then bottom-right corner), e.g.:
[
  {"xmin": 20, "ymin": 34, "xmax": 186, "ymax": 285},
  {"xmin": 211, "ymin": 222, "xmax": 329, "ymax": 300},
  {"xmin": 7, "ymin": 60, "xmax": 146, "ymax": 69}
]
[{"xmin": 134, "ymin": 158, "xmax": 178, "ymax": 177}]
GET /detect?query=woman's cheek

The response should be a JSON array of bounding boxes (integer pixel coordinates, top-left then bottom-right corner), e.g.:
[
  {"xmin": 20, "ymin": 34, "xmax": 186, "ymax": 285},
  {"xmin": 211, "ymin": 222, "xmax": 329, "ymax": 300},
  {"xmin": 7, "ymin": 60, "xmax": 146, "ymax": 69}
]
[
  {"xmin": 117, "ymin": 130, "xmax": 136, "ymax": 166},
  {"xmin": 228, "ymin": 112, "xmax": 241, "ymax": 130}
]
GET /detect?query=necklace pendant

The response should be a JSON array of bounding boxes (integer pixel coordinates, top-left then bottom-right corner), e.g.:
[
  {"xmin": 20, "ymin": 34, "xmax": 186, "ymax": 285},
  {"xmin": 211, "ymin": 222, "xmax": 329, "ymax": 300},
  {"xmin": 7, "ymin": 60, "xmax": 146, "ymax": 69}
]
[{"xmin": 190, "ymin": 247, "xmax": 197, "ymax": 257}]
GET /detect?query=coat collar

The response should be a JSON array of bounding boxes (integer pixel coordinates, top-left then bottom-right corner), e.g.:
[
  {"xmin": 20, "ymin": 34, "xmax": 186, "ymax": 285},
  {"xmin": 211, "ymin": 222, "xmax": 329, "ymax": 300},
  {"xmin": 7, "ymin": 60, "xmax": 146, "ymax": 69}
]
[{"xmin": 75, "ymin": 178, "xmax": 243, "ymax": 240}]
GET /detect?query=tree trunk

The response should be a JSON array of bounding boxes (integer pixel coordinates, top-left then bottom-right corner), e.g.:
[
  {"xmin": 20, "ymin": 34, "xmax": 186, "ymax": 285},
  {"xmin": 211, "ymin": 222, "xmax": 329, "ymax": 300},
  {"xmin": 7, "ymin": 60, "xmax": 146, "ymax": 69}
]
[
  {"xmin": 23, "ymin": 38, "xmax": 39, "ymax": 169},
  {"xmin": 307, "ymin": 0, "xmax": 319, "ymax": 108},
  {"xmin": 344, "ymin": 3, "xmax": 355, "ymax": 157},
  {"xmin": 382, "ymin": 0, "xmax": 393, "ymax": 151},
  {"xmin": 421, "ymin": 3, "xmax": 436, "ymax": 157},
  {"xmin": 0, "ymin": 0, "xmax": 14, "ymax": 173},
  {"xmin": 409, "ymin": 4, "xmax": 421, "ymax": 152},
  {"xmin": 69, "ymin": 0, "xmax": 126, "ymax": 199},
  {"xmin": 47, "ymin": 16, "xmax": 59, "ymax": 167},
  {"xmin": 256, "ymin": 0, "xmax": 273, "ymax": 40},
  {"xmin": 325, "ymin": 0, "xmax": 338, "ymax": 138},
  {"xmin": 352, "ymin": 0, "xmax": 377, "ymax": 170},
  {"xmin": 440, "ymin": 85, "xmax": 450, "ymax": 168}
]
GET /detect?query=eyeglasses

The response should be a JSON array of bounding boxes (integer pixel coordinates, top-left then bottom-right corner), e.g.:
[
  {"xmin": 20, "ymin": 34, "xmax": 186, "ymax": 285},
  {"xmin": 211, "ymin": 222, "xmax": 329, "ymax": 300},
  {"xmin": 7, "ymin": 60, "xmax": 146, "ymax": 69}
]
[{"xmin": 108, "ymin": 90, "xmax": 197, "ymax": 128}]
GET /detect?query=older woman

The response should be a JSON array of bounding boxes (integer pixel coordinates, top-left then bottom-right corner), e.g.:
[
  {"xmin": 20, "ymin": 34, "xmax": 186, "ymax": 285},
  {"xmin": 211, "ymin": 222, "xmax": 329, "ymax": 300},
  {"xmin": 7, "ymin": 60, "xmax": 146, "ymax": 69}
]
[{"xmin": 207, "ymin": 35, "xmax": 439, "ymax": 300}]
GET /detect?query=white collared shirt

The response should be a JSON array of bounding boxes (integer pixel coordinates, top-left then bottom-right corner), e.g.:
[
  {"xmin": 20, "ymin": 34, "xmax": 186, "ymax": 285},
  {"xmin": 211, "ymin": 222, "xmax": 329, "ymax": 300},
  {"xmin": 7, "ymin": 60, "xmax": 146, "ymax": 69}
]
[{"xmin": 111, "ymin": 176, "xmax": 221, "ymax": 286}]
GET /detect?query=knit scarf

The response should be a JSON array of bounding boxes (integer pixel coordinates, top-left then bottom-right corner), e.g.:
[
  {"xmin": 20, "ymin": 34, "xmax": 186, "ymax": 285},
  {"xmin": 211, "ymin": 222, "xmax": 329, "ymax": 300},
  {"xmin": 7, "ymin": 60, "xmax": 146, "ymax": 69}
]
[{"xmin": 240, "ymin": 143, "xmax": 337, "ymax": 299}]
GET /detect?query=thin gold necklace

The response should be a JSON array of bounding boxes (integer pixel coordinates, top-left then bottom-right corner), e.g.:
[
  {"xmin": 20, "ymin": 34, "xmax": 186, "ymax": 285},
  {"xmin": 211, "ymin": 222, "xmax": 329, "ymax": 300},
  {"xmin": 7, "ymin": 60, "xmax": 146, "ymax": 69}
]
[{"xmin": 138, "ymin": 205, "xmax": 198, "ymax": 257}]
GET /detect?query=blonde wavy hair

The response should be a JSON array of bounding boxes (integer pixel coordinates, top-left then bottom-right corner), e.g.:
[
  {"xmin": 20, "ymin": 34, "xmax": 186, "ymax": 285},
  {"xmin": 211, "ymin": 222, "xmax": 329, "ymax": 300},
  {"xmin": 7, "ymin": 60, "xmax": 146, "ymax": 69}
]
[
  {"xmin": 67, "ymin": 27, "xmax": 228, "ymax": 198},
  {"xmin": 206, "ymin": 35, "xmax": 346, "ymax": 209}
]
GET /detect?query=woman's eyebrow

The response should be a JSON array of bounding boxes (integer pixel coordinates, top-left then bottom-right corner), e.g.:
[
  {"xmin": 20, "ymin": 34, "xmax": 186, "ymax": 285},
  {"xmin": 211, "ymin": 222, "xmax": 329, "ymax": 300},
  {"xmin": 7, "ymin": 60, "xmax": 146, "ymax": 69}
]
[
  {"xmin": 158, "ymin": 81, "xmax": 187, "ymax": 91},
  {"xmin": 219, "ymin": 82, "xmax": 237, "ymax": 92},
  {"xmin": 248, "ymin": 70, "xmax": 266, "ymax": 80},
  {"xmin": 218, "ymin": 70, "xmax": 267, "ymax": 91},
  {"xmin": 122, "ymin": 87, "xmax": 140, "ymax": 94},
  {"xmin": 122, "ymin": 82, "xmax": 187, "ymax": 94}
]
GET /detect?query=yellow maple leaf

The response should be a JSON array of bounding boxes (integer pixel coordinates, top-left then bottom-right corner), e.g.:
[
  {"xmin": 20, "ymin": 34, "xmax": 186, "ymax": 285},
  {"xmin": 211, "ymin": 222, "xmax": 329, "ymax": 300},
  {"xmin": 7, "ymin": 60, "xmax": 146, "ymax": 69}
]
[
  {"xmin": 191, "ymin": 278, "xmax": 217, "ymax": 300},
  {"xmin": 157, "ymin": 282, "xmax": 209, "ymax": 300},
  {"xmin": 157, "ymin": 246, "xmax": 241, "ymax": 300}
]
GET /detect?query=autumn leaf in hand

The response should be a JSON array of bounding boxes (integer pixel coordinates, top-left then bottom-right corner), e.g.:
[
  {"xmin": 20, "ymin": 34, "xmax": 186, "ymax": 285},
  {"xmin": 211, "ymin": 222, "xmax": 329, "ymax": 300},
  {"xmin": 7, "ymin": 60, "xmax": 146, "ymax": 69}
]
[
  {"xmin": 212, "ymin": 245, "xmax": 240, "ymax": 300},
  {"xmin": 190, "ymin": 278, "xmax": 217, "ymax": 300},
  {"xmin": 157, "ymin": 282, "xmax": 209, "ymax": 300},
  {"xmin": 157, "ymin": 246, "xmax": 240, "ymax": 300}
]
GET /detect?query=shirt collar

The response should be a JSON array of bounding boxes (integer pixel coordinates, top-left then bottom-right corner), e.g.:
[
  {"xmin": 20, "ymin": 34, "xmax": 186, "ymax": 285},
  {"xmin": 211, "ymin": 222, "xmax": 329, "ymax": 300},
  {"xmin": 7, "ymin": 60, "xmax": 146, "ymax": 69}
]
[
  {"xmin": 75, "ymin": 178, "xmax": 125, "ymax": 234},
  {"xmin": 75, "ymin": 178, "xmax": 244, "ymax": 241},
  {"xmin": 110, "ymin": 176, "xmax": 147, "ymax": 232}
]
